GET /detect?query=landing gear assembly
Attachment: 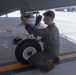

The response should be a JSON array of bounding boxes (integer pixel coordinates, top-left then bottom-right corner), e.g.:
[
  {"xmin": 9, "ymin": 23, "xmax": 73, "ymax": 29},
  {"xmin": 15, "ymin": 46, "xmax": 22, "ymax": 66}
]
[{"xmin": 15, "ymin": 10, "xmax": 42, "ymax": 64}]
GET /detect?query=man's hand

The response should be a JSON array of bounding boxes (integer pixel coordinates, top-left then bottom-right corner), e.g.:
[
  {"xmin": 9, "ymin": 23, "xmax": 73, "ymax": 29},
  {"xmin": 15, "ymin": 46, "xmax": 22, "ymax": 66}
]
[
  {"xmin": 36, "ymin": 39, "xmax": 41, "ymax": 42},
  {"xmin": 21, "ymin": 16, "xmax": 28, "ymax": 25}
]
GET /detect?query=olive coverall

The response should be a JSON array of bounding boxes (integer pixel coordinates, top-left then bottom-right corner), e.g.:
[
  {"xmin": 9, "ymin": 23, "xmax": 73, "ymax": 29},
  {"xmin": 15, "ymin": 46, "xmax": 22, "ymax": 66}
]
[{"xmin": 25, "ymin": 23, "xmax": 60, "ymax": 68}]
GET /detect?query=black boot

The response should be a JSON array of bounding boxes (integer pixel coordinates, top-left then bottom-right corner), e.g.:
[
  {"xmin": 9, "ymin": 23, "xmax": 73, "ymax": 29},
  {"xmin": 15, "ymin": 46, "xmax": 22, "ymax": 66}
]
[
  {"xmin": 52, "ymin": 57, "xmax": 60, "ymax": 63},
  {"xmin": 40, "ymin": 63, "xmax": 55, "ymax": 73}
]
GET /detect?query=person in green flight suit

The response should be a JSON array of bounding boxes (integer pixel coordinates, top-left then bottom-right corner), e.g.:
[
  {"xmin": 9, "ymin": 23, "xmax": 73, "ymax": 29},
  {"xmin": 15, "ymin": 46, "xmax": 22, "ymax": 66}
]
[{"xmin": 21, "ymin": 11, "xmax": 60, "ymax": 73}]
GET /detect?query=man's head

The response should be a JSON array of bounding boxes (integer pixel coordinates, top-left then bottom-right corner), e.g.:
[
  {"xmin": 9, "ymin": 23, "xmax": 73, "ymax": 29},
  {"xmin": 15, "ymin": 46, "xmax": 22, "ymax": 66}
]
[{"xmin": 43, "ymin": 11, "xmax": 55, "ymax": 25}]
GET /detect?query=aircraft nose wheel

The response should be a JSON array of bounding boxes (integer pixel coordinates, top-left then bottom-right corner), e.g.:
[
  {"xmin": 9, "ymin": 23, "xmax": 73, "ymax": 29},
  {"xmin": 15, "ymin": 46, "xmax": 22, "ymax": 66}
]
[{"xmin": 15, "ymin": 39, "xmax": 42, "ymax": 64}]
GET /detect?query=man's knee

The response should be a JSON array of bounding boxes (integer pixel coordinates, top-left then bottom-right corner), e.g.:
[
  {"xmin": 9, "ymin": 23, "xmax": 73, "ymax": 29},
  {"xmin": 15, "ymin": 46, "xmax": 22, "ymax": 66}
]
[
  {"xmin": 28, "ymin": 56, "xmax": 33, "ymax": 64},
  {"xmin": 28, "ymin": 52, "xmax": 45, "ymax": 64},
  {"xmin": 28, "ymin": 55, "xmax": 37, "ymax": 64}
]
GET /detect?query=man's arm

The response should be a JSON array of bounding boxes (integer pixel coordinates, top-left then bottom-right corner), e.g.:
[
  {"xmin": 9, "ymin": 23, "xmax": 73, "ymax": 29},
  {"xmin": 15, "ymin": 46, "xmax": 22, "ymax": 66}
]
[
  {"xmin": 21, "ymin": 16, "xmax": 46, "ymax": 37},
  {"xmin": 25, "ymin": 23, "xmax": 46, "ymax": 37}
]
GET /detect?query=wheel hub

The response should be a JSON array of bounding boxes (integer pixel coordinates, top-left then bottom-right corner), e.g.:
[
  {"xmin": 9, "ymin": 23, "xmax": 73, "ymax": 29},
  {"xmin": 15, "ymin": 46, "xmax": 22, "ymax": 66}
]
[
  {"xmin": 23, "ymin": 47, "xmax": 37, "ymax": 60},
  {"xmin": 27, "ymin": 51, "xmax": 32, "ymax": 55}
]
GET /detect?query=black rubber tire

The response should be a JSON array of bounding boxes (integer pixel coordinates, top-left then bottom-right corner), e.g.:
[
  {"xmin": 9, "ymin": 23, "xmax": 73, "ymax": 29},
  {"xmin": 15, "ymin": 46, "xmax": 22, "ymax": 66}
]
[{"xmin": 15, "ymin": 39, "xmax": 42, "ymax": 64}]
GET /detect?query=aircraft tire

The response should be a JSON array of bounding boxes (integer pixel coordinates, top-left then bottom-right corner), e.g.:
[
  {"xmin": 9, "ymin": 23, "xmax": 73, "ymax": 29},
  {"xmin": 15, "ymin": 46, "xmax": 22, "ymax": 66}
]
[{"xmin": 15, "ymin": 39, "xmax": 42, "ymax": 64}]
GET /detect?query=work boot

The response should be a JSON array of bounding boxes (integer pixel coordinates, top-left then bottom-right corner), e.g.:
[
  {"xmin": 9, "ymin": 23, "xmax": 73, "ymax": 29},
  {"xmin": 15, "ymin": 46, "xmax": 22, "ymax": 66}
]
[
  {"xmin": 40, "ymin": 63, "xmax": 55, "ymax": 73},
  {"xmin": 52, "ymin": 57, "xmax": 60, "ymax": 63}
]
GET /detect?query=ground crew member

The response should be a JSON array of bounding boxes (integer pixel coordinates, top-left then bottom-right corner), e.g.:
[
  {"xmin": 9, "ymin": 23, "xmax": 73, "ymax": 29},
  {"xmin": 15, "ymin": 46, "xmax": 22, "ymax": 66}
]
[{"xmin": 21, "ymin": 11, "xmax": 60, "ymax": 73}]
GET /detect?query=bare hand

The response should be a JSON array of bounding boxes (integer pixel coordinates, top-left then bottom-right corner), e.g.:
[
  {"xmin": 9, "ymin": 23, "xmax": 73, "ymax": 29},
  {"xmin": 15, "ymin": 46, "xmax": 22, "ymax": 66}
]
[
  {"xmin": 36, "ymin": 39, "xmax": 41, "ymax": 42},
  {"xmin": 21, "ymin": 16, "xmax": 28, "ymax": 25}
]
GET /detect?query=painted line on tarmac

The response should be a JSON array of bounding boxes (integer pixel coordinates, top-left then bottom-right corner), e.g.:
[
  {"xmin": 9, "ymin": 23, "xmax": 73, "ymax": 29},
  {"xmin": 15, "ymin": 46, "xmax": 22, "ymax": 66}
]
[
  {"xmin": 0, "ymin": 53, "xmax": 76, "ymax": 73},
  {"xmin": 0, "ymin": 64, "xmax": 30, "ymax": 72}
]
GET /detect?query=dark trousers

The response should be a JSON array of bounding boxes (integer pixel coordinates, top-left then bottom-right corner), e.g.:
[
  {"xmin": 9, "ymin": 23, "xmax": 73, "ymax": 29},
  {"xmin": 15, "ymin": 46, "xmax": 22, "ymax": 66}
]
[{"xmin": 28, "ymin": 51, "xmax": 53, "ymax": 68}]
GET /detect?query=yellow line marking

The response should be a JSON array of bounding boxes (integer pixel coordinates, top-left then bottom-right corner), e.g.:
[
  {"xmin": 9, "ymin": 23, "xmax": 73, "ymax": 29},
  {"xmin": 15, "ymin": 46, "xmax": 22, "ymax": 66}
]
[
  {"xmin": 60, "ymin": 53, "xmax": 76, "ymax": 60},
  {"xmin": 0, "ymin": 30, "xmax": 8, "ymax": 33},
  {"xmin": 0, "ymin": 53, "xmax": 76, "ymax": 72},
  {"xmin": 48, "ymin": 53, "xmax": 76, "ymax": 62},
  {"xmin": 0, "ymin": 64, "xmax": 30, "ymax": 72}
]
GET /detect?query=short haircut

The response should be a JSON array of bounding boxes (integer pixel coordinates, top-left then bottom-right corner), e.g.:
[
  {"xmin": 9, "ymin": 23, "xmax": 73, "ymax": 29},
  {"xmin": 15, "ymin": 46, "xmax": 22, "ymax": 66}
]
[{"xmin": 43, "ymin": 11, "xmax": 55, "ymax": 19}]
